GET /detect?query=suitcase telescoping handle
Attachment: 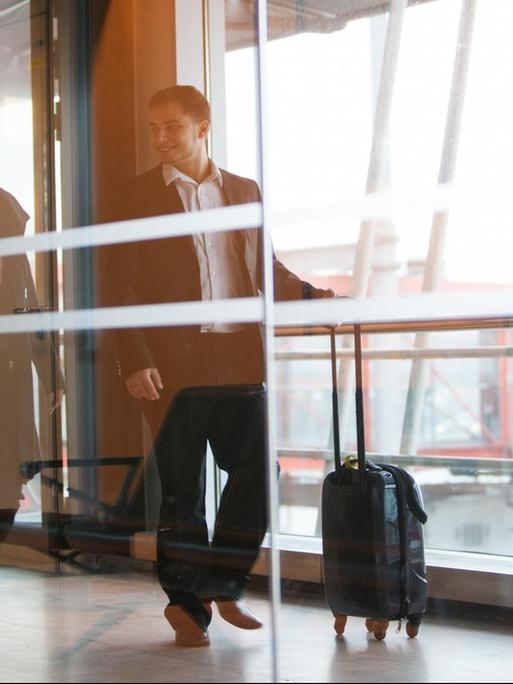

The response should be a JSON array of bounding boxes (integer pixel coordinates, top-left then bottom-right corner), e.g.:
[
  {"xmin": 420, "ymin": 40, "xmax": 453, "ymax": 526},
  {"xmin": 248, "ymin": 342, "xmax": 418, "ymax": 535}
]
[
  {"xmin": 330, "ymin": 325, "xmax": 366, "ymax": 477},
  {"xmin": 330, "ymin": 328, "xmax": 343, "ymax": 476}
]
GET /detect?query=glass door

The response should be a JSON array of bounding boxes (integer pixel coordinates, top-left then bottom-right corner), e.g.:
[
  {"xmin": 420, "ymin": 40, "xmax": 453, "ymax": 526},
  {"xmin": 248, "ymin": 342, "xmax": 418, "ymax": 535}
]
[{"xmin": 0, "ymin": 0, "xmax": 62, "ymax": 566}]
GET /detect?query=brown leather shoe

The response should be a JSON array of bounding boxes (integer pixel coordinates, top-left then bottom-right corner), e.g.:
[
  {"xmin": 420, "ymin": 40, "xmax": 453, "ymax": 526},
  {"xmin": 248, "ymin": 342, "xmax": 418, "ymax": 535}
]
[
  {"xmin": 215, "ymin": 600, "xmax": 263, "ymax": 630},
  {"xmin": 164, "ymin": 604, "xmax": 211, "ymax": 647}
]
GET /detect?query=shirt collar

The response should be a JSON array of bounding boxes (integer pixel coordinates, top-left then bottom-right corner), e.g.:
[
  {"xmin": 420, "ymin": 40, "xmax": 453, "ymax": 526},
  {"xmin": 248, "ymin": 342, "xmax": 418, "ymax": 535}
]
[{"xmin": 162, "ymin": 160, "xmax": 223, "ymax": 187}]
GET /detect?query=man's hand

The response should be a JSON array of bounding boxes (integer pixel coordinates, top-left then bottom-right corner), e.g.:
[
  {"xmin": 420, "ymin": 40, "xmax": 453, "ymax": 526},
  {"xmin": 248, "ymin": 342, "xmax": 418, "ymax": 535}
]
[
  {"xmin": 316, "ymin": 288, "xmax": 336, "ymax": 298},
  {"xmin": 126, "ymin": 368, "xmax": 164, "ymax": 401}
]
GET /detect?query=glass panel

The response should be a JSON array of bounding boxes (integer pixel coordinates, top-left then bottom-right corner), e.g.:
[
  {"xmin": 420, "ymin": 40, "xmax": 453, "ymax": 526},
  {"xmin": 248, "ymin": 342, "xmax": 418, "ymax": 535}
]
[
  {"xmin": 393, "ymin": 0, "xmax": 513, "ymax": 290},
  {"xmin": 55, "ymin": 0, "xmax": 274, "ymax": 676},
  {"xmin": 276, "ymin": 332, "xmax": 331, "ymax": 537},
  {"xmin": 275, "ymin": 324, "xmax": 513, "ymax": 558},
  {"xmin": 2, "ymin": 1, "xmax": 277, "ymax": 677},
  {"xmin": 369, "ymin": 329, "xmax": 513, "ymax": 556},
  {"xmin": 226, "ymin": 0, "xmax": 513, "ymax": 579},
  {"xmin": 2, "ymin": 0, "xmax": 513, "ymax": 680},
  {"xmin": 226, "ymin": 1, "xmax": 513, "ymax": 300},
  {"xmin": 0, "ymin": 0, "xmax": 62, "ymax": 566}
]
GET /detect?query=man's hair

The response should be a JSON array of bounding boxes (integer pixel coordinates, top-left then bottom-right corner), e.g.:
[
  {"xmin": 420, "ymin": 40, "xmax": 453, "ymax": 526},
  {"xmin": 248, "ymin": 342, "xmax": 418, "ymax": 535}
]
[{"xmin": 148, "ymin": 85, "xmax": 211, "ymax": 123}]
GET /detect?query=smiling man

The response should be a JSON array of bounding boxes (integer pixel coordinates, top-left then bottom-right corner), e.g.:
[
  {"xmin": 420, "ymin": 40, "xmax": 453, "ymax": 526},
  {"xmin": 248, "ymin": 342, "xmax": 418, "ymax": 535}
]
[{"xmin": 107, "ymin": 85, "xmax": 334, "ymax": 648}]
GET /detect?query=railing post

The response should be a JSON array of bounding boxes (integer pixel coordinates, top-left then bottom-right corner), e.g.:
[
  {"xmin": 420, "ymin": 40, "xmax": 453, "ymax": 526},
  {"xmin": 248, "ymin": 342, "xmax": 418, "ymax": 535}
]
[
  {"xmin": 335, "ymin": 0, "xmax": 408, "ymax": 450},
  {"xmin": 256, "ymin": 1, "xmax": 281, "ymax": 681},
  {"xmin": 401, "ymin": 0, "xmax": 478, "ymax": 455}
]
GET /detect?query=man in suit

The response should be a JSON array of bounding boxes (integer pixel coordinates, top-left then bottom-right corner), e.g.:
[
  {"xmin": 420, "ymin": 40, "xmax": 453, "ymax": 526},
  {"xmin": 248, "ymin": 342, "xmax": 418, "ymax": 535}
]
[{"xmin": 107, "ymin": 85, "xmax": 333, "ymax": 647}]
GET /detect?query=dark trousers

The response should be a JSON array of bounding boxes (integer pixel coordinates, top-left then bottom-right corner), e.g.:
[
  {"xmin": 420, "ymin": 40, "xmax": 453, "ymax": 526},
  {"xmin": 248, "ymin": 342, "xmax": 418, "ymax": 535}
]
[
  {"xmin": 154, "ymin": 385, "xmax": 267, "ymax": 620},
  {"xmin": 0, "ymin": 509, "xmax": 17, "ymax": 543}
]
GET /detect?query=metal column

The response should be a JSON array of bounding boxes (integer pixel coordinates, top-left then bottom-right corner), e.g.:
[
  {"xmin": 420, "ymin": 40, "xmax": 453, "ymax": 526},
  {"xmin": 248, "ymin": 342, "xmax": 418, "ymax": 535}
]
[
  {"xmin": 400, "ymin": 0, "xmax": 478, "ymax": 455},
  {"xmin": 256, "ymin": 1, "xmax": 281, "ymax": 681},
  {"xmin": 335, "ymin": 0, "xmax": 408, "ymax": 449}
]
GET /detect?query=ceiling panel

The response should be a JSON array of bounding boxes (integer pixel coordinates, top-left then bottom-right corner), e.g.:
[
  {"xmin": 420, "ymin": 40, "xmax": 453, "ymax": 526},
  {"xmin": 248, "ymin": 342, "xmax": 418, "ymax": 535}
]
[{"xmin": 225, "ymin": 0, "xmax": 437, "ymax": 51}]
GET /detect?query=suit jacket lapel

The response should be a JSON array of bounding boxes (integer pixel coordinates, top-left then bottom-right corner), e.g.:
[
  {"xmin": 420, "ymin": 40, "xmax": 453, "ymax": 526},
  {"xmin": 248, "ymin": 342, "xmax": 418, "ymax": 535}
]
[
  {"xmin": 164, "ymin": 179, "xmax": 185, "ymax": 214},
  {"xmin": 149, "ymin": 167, "xmax": 198, "ymax": 262},
  {"xmin": 220, "ymin": 170, "xmax": 243, "ymax": 207},
  {"xmin": 147, "ymin": 165, "xmax": 185, "ymax": 214},
  {"xmin": 219, "ymin": 170, "xmax": 258, "ymax": 295}
]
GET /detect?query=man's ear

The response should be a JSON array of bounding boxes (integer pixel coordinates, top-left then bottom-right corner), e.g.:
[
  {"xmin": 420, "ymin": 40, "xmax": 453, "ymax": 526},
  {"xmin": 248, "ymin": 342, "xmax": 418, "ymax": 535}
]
[{"xmin": 198, "ymin": 119, "xmax": 210, "ymax": 140}]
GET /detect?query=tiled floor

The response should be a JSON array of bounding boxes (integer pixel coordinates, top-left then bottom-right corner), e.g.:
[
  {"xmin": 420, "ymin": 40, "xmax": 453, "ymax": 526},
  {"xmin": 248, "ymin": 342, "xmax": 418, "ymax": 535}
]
[{"xmin": 0, "ymin": 567, "xmax": 512, "ymax": 683}]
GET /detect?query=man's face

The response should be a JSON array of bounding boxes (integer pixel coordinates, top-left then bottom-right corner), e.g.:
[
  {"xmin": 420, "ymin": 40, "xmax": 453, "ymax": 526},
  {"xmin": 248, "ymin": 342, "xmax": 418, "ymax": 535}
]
[{"xmin": 149, "ymin": 101, "xmax": 209, "ymax": 166}]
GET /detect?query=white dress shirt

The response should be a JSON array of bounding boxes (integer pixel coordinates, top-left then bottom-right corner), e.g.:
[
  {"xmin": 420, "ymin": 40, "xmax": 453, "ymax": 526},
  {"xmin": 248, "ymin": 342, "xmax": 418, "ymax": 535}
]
[{"xmin": 162, "ymin": 161, "xmax": 245, "ymax": 333}]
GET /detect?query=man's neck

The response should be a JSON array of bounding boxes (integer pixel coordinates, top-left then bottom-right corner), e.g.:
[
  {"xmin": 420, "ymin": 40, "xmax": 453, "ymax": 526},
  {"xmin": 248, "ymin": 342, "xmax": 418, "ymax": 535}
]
[{"xmin": 172, "ymin": 152, "xmax": 211, "ymax": 184}]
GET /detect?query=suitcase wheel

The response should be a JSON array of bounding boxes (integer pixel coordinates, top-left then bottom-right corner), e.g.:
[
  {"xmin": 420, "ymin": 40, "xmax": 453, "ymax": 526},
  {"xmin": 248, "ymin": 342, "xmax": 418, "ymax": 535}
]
[
  {"xmin": 334, "ymin": 614, "xmax": 347, "ymax": 636},
  {"xmin": 406, "ymin": 621, "xmax": 419, "ymax": 639},
  {"xmin": 406, "ymin": 613, "xmax": 423, "ymax": 638},
  {"xmin": 371, "ymin": 620, "xmax": 389, "ymax": 641}
]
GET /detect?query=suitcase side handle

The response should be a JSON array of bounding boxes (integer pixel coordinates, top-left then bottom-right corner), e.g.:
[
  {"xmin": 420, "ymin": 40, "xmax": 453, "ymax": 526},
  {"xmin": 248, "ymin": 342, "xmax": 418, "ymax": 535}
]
[{"xmin": 330, "ymin": 325, "xmax": 366, "ymax": 477}]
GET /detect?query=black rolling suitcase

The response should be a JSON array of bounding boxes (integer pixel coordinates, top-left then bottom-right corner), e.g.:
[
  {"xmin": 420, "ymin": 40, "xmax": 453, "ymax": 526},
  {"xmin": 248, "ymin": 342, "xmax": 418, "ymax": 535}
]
[{"xmin": 322, "ymin": 325, "xmax": 428, "ymax": 640}]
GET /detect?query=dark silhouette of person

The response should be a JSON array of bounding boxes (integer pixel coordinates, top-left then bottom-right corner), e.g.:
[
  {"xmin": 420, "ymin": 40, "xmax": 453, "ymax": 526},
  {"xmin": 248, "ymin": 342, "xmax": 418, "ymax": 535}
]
[
  {"xmin": 0, "ymin": 188, "xmax": 64, "ymax": 544},
  {"xmin": 105, "ymin": 85, "xmax": 334, "ymax": 647}
]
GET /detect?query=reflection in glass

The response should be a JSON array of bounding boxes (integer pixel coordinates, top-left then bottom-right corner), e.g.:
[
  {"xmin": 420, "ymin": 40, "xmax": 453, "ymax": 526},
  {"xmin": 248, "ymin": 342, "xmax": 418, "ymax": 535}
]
[
  {"xmin": 0, "ymin": 189, "xmax": 64, "ymax": 545},
  {"xmin": 0, "ymin": 1, "xmax": 62, "ymax": 556},
  {"xmin": 275, "ymin": 325, "xmax": 513, "ymax": 557}
]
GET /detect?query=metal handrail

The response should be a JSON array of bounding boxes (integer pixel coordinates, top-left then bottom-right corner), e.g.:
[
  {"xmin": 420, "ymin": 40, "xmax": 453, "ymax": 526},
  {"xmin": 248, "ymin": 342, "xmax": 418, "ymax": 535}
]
[
  {"xmin": 276, "ymin": 346, "xmax": 513, "ymax": 362},
  {"xmin": 275, "ymin": 316, "xmax": 513, "ymax": 338},
  {"xmin": 278, "ymin": 447, "xmax": 513, "ymax": 472}
]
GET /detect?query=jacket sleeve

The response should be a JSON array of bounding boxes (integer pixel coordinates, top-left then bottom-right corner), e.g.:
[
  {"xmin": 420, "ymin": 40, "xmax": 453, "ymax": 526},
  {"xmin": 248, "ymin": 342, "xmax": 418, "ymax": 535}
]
[
  {"xmin": 101, "ymin": 241, "xmax": 157, "ymax": 377},
  {"xmin": 96, "ymin": 177, "xmax": 160, "ymax": 378},
  {"xmin": 247, "ymin": 180, "xmax": 333, "ymax": 301},
  {"xmin": 272, "ymin": 253, "xmax": 332, "ymax": 301}
]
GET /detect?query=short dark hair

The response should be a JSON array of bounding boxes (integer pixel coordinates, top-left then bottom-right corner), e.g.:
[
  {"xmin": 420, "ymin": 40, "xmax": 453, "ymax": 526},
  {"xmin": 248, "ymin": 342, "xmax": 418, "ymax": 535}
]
[{"xmin": 148, "ymin": 85, "xmax": 211, "ymax": 123}]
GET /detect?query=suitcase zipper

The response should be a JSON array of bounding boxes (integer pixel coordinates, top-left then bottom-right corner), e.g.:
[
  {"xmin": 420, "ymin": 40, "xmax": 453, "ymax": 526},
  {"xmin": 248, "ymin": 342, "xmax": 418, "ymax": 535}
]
[
  {"xmin": 380, "ymin": 465, "xmax": 428, "ymax": 525},
  {"xmin": 385, "ymin": 466, "xmax": 411, "ymax": 618}
]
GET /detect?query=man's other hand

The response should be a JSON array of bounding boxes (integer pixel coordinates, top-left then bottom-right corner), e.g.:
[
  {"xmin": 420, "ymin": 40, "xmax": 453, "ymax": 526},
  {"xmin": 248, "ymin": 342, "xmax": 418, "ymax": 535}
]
[
  {"xmin": 126, "ymin": 368, "xmax": 164, "ymax": 401},
  {"xmin": 317, "ymin": 288, "xmax": 336, "ymax": 298}
]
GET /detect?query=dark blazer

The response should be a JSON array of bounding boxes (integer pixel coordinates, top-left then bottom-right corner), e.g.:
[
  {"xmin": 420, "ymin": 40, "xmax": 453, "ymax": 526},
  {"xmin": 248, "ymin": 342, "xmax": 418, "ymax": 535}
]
[{"xmin": 102, "ymin": 165, "xmax": 328, "ymax": 417}]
